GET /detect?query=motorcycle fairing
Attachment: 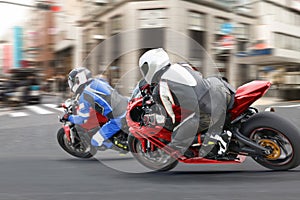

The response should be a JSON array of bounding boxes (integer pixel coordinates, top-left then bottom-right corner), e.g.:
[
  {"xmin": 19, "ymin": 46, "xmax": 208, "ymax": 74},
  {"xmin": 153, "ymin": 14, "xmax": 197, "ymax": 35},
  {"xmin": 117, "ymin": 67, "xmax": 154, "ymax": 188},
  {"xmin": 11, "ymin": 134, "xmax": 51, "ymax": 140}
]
[
  {"xmin": 126, "ymin": 81, "xmax": 271, "ymax": 165},
  {"xmin": 127, "ymin": 98, "xmax": 246, "ymax": 164},
  {"xmin": 229, "ymin": 81, "xmax": 271, "ymax": 119},
  {"xmin": 80, "ymin": 108, "xmax": 108, "ymax": 130}
]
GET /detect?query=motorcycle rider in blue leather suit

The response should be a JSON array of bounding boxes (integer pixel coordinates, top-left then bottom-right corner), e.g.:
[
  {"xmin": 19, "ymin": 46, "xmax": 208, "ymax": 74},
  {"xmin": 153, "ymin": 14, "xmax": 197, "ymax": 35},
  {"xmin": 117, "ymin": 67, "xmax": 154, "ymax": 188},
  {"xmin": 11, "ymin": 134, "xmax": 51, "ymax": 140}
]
[{"xmin": 65, "ymin": 67, "xmax": 128, "ymax": 149}]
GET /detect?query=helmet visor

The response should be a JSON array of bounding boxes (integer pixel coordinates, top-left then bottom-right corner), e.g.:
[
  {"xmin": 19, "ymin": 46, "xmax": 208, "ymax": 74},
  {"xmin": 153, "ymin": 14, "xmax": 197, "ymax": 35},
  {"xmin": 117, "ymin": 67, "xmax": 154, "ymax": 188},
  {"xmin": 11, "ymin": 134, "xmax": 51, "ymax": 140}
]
[
  {"xmin": 140, "ymin": 63, "xmax": 149, "ymax": 77},
  {"xmin": 68, "ymin": 78, "xmax": 74, "ymax": 91}
]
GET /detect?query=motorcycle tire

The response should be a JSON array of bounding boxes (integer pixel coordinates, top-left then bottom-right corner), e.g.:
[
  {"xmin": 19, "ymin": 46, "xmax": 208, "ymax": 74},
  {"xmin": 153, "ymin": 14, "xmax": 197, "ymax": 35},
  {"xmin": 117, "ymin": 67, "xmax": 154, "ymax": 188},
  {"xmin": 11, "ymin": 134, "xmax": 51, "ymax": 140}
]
[
  {"xmin": 240, "ymin": 111, "xmax": 300, "ymax": 170},
  {"xmin": 128, "ymin": 135, "xmax": 178, "ymax": 172},
  {"xmin": 57, "ymin": 128, "xmax": 97, "ymax": 159}
]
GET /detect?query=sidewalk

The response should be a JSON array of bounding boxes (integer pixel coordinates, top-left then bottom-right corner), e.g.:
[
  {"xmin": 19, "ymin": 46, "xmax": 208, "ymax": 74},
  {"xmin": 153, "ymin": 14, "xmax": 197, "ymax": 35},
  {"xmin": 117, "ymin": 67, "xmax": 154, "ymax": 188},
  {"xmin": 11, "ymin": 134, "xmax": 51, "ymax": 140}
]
[
  {"xmin": 252, "ymin": 96, "xmax": 300, "ymax": 106},
  {"xmin": 252, "ymin": 97, "xmax": 283, "ymax": 106}
]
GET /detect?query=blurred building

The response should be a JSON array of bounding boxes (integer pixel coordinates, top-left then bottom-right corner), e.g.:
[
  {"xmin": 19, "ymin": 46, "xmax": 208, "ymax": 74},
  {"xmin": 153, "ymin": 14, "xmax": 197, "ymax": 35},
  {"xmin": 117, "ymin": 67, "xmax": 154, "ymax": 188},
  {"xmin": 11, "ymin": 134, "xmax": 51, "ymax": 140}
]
[
  {"xmin": 0, "ymin": 36, "xmax": 8, "ymax": 75},
  {"xmin": 236, "ymin": 0, "xmax": 300, "ymax": 99},
  {"xmin": 13, "ymin": 0, "xmax": 297, "ymax": 99},
  {"xmin": 76, "ymin": 0, "xmax": 257, "ymax": 95},
  {"xmin": 1, "ymin": 1, "xmax": 300, "ymax": 99},
  {"xmin": 1, "ymin": 44, "xmax": 14, "ymax": 75},
  {"xmin": 0, "ymin": 31, "xmax": 14, "ymax": 75},
  {"xmin": 24, "ymin": 0, "xmax": 55, "ymax": 79},
  {"xmin": 53, "ymin": 0, "xmax": 82, "ymax": 77}
]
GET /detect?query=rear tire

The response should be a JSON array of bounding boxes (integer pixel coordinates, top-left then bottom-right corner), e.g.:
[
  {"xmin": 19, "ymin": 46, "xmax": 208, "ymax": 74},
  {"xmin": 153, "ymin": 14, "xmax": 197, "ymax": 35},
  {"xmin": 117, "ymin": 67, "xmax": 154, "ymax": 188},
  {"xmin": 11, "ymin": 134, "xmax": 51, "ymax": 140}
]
[
  {"xmin": 57, "ymin": 128, "xmax": 96, "ymax": 159},
  {"xmin": 128, "ymin": 135, "xmax": 178, "ymax": 172},
  {"xmin": 240, "ymin": 112, "xmax": 300, "ymax": 170}
]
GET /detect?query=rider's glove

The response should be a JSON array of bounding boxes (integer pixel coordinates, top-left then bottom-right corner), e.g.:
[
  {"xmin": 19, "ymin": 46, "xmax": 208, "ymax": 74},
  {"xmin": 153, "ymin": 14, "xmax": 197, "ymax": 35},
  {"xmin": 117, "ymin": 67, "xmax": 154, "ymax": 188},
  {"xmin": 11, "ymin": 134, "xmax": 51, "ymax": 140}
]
[
  {"xmin": 143, "ymin": 113, "xmax": 166, "ymax": 126},
  {"xmin": 60, "ymin": 113, "xmax": 69, "ymax": 122}
]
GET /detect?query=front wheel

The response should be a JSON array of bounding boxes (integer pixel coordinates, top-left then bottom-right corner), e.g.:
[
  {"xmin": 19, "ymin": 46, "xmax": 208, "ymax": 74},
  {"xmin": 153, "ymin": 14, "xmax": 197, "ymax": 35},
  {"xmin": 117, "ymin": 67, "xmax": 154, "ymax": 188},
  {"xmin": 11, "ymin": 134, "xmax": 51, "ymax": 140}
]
[
  {"xmin": 57, "ymin": 128, "xmax": 96, "ymax": 159},
  {"xmin": 128, "ymin": 135, "xmax": 178, "ymax": 172},
  {"xmin": 240, "ymin": 112, "xmax": 300, "ymax": 170}
]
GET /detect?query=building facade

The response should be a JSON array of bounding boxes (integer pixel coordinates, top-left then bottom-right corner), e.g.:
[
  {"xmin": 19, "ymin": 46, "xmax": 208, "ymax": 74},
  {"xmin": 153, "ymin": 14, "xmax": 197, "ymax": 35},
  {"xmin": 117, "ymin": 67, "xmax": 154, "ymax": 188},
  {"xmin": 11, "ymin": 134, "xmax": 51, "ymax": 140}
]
[
  {"xmin": 53, "ymin": 0, "xmax": 84, "ymax": 77},
  {"xmin": 236, "ymin": 0, "xmax": 300, "ymax": 99},
  {"xmin": 2, "ymin": 1, "xmax": 299, "ymax": 98},
  {"xmin": 77, "ymin": 0, "xmax": 257, "ymax": 95},
  {"xmin": 24, "ymin": 0, "xmax": 56, "ymax": 79}
]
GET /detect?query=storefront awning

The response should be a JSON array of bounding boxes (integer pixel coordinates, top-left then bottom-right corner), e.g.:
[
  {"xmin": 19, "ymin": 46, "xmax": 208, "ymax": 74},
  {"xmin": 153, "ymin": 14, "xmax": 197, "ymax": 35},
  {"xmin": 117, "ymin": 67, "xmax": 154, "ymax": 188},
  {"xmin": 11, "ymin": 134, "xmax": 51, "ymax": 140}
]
[{"xmin": 236, "ymin": 48, "xmax": 300, "ymax": 65}]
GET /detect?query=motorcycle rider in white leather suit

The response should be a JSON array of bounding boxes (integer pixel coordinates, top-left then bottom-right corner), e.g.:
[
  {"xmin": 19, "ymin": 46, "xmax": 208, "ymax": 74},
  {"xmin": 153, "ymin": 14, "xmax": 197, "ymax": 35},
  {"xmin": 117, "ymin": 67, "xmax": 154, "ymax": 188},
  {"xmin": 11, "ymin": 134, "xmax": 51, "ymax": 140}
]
[{"xmin": 138, "ymin": 48, "xmax": 233, "ymax": 158}]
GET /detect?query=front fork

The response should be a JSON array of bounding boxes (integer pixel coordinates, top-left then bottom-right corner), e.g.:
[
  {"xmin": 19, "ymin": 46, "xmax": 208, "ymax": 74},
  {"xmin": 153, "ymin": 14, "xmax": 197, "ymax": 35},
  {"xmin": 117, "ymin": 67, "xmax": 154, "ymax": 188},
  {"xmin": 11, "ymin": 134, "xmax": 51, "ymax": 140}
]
[
  {"xmin": 63, "ymin": 122, "xmax": 75, "ymax": 144},
  {"xmin": 141, "ymin": 139, "xmax": 156, "ymax": 152}
]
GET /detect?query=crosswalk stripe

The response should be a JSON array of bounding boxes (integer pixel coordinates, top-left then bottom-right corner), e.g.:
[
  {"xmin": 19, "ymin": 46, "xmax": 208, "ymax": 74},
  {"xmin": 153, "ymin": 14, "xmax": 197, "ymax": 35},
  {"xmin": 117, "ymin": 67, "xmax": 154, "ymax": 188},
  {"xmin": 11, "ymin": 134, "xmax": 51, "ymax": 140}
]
[
  {"xmin": 25, "ymin": 105, "xmax": 54, "ymax": 115},
  {"xmin": 43, "ymin": 104, "xmax": 64, "ymax": 112},
  {"xmin": 10, "ymin": 112, "xmax": 28, "ymax": 117}
]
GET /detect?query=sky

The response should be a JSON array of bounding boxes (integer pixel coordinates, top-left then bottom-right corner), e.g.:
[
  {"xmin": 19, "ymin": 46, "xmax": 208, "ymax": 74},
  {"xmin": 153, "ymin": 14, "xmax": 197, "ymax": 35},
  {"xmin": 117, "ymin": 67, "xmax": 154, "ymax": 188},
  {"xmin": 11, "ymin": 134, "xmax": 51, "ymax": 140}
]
[{"xmin": 0, "ymin": 0, "xmax": 34, "ymax": 39}]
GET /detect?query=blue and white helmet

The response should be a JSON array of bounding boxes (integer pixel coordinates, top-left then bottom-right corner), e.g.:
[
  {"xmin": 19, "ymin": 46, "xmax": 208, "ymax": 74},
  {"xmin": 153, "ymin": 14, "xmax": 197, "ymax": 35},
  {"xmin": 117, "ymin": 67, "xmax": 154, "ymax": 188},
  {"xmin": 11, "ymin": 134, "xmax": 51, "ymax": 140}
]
[{"xmin": 68, "ymin": 67, "xmax": 92, "ymax": 93}]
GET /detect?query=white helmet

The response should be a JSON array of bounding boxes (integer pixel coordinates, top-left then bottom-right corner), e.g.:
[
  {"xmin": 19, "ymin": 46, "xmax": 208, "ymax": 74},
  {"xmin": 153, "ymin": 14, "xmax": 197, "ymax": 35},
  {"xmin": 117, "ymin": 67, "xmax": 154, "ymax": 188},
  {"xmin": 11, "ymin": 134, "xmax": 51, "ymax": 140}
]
[
  {"xmin": 139, "ymin": 48, "xmax": 170, "ymax": 83},
  {"xmin": 68, "ymin": 67, "xmax": 92, "ymax": 93}
]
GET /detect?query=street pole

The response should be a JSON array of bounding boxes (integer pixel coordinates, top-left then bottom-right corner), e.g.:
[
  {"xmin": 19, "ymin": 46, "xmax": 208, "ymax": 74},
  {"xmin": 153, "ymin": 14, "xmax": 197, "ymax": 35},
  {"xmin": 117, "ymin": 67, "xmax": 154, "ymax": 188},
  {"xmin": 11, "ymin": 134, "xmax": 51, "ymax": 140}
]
[
  {"xmin": 0, "ymin": 1, "xmax": 35, "ymax": 8},
  {"xmin": 0, "ymin": 1, "xmax": 60, "ymax": 11}
]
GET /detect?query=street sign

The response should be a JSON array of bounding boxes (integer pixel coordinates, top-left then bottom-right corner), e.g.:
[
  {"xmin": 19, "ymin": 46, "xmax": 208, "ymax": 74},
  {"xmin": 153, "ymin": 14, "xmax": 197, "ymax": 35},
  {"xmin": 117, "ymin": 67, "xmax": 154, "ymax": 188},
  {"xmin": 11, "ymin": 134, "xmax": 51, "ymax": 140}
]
[
  {"xmin": 219, "ymin": 35, "xmax": 235, "ymax": 49},
  {"xmin": 221, "ymin": 23, "xmax": 233, "ymax": 34}
]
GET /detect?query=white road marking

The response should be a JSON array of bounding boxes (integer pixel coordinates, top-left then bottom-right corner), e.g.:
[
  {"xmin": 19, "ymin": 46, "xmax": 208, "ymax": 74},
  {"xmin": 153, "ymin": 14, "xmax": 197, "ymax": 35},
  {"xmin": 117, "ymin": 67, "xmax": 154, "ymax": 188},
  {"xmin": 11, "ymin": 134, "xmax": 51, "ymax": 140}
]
[
  {"xmin": 0, "ymin": 108, "xmax": 11, "ymax": 117},
  {"xmin": 25, "ymin": 105, "xmax": 53, "ymax": 115},
  {"xmin": 10, "ymin": 112, "xmax": 28, "ymax": 117},
  {"xmin": 271, "ymin": 104, "xmax": 300, "ymax": 108},
  {"xmin": 43, "ymin": 104, "xmax": 64, "ymax": 112},
  {"xmin": 1, "ymin": 104, "xmax": 64, "ymax": 118}
]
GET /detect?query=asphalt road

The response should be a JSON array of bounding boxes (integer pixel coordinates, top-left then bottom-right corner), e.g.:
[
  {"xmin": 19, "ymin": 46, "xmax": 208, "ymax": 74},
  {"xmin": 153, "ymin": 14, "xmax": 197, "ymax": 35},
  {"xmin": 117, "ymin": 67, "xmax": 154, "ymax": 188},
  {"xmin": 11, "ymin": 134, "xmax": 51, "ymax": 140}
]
[{"xmin": 1, "ymin": 98, "xmax": 300, "ymax": 200}]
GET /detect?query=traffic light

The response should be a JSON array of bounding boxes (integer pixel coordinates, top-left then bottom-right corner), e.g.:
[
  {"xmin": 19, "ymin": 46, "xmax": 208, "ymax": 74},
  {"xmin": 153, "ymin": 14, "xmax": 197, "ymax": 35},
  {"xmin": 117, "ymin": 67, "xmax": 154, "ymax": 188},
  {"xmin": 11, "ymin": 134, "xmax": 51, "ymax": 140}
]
[
  {"xmin": 36, "ymin": 2, "xmax": 60, "ymax": 12},
  {"xmin": 36, "ymin": 2, "xmax": 50, "ymax": 10}
]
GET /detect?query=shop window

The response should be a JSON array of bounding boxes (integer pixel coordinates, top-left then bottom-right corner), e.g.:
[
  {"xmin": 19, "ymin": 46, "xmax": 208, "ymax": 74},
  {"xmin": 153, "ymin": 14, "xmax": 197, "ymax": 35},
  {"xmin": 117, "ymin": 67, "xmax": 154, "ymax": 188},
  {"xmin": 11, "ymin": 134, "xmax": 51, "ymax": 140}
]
[
  {"xmin": 214, "ymin": 17, "xmax": 228, "ymax": 33},
  {"xmin": 139, "ymin": 9, "xmax": 167, "ymax": 29},
  {"xmin": 188, "ymin": 11, "xmax": 205, "ymax": 31},
  {"xmin": 235, "ymin": 23, "xmax": 249, "ymax": 39},
  {"xmin": 189, "ymin": 30, "xmax": 205, "ymax": 58},
  {"xmin": 111, "ymin": 15, "xmax": 122, "ymax": 35},
  {"xmin": 139, "ymin": 28, "xmax": 165, "ymax": 48}
]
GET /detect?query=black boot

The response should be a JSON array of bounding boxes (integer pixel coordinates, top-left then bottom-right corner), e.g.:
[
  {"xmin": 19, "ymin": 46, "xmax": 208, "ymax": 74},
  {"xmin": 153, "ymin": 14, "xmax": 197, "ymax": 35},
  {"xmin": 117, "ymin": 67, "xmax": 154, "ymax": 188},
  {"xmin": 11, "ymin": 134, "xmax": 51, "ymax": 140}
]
[{"xmin": 199, "ymin": 130, "xmax": 232, "ymax": 158}]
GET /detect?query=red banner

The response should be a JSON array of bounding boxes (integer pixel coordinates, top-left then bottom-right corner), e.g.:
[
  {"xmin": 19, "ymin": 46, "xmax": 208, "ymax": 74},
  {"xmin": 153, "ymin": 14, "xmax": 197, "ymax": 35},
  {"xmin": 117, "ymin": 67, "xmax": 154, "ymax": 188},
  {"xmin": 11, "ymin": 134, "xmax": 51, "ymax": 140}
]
[{"xmin": 3, "ymin": 45, "xmax": 13, "ymax": 73}]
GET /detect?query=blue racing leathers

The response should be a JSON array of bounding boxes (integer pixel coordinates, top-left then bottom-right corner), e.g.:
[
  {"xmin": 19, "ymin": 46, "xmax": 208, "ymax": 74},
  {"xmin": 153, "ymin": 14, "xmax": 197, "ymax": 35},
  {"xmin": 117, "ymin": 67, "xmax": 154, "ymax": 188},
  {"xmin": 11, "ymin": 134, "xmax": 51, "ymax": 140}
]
[{"xmin": 68, "ymin": 78, "xmax": 128, "ymax": 147}]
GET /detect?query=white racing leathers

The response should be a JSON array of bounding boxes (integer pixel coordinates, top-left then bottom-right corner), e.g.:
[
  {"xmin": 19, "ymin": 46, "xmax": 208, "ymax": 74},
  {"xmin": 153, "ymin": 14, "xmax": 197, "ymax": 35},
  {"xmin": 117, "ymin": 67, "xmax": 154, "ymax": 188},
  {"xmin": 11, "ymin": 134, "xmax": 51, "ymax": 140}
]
[{"xmin": 151, "ymin": 63, "xmax": 231, "ymax": 154}]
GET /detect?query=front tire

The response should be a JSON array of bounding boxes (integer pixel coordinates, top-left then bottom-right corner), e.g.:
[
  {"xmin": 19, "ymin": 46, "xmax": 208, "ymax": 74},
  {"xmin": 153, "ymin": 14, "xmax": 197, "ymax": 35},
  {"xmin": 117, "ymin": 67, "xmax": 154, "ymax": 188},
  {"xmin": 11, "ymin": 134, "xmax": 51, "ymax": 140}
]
[
  {"xmin": 128, "ymin": 135, "xmax": 178, "ymax": 172},
  {"xmin": 57, "ymin": 128, "xmax": 96, "ymax": 159},
  {"xmin": 240, "ymin": 112, "xmax": 300, "ymax": 170}
]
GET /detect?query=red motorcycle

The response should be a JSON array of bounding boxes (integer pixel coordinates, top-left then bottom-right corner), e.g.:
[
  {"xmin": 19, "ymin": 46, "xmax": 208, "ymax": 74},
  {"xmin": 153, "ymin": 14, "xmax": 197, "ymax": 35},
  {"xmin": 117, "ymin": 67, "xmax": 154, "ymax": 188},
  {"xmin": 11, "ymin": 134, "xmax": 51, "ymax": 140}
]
[
  {"xmin": 126, "ymin": 80, "xmax": 300, "ymax": 171},
  {"xmin": 57, "ymin": 98, "xmax": 128, "ymax": 158}
]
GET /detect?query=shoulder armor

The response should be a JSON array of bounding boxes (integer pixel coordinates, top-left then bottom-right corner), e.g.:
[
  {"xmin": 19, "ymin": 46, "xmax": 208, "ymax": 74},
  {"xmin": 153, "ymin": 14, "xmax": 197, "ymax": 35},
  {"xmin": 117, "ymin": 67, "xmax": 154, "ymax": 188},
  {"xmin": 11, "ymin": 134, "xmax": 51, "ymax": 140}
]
[{"xmin": 161, "ymin": 64, "xmax": 197, "ymax": 86}]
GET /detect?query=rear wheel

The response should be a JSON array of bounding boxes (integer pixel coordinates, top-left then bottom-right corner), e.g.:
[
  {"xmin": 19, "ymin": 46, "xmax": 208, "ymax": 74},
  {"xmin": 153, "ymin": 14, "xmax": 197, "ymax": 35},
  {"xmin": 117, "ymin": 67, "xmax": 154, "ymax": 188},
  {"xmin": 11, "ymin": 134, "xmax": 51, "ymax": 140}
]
[
  {"xmin": 57, "ymin": 128, "xmax": 96, "ymax": 159},
  {"xmin": 128, "ymin": 135, "xmax": 178, "ymax": 171},
  {"xmin": 240, "ymin": 112, "xmax": 300, "ymax": 170}
]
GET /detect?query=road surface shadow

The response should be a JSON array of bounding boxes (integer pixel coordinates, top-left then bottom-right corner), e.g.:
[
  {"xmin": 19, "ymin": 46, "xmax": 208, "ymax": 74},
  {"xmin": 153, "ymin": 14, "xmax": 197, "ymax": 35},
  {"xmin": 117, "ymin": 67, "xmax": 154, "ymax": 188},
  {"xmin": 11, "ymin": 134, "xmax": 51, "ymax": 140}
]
[
  {"xmin": 56, "ymin": 156, "xmax": 134, "ymax": 162},
  {"xmin": 116, "ymin": 168, "xmax": 300, "ymax": 184}
]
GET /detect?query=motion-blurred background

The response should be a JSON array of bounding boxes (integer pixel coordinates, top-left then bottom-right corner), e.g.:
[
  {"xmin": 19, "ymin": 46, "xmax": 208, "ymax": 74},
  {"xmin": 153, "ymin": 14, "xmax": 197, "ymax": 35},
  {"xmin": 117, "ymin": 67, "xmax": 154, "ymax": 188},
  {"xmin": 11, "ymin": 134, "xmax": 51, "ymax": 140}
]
[{"xmin": 1, "ymin": 0, "xmax": 300, "ymax": 107}]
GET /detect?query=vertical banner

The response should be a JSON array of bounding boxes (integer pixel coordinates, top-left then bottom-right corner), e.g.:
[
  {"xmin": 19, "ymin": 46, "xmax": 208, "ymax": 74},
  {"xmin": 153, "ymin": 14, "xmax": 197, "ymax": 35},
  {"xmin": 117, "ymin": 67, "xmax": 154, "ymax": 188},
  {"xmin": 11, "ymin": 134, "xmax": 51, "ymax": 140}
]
[
  {"xmin": 13, "ymin": 26, "xmax": 23, "ymax": 68},
  {"xmin": 3, "ymin": 44, "xmax": 13, "ymax": 73}
]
